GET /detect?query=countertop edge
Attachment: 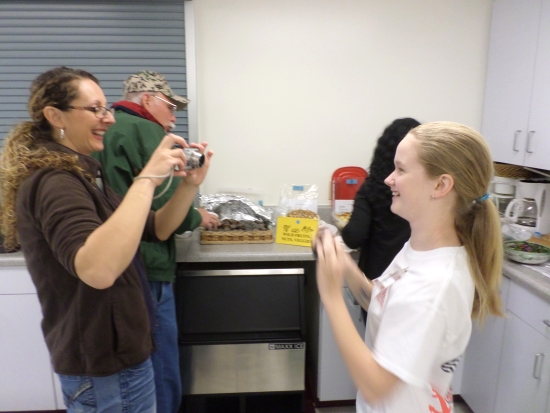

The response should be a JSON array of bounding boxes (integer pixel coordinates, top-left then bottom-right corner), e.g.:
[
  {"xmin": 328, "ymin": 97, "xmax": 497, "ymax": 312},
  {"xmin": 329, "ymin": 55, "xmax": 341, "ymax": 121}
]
[
  {"xmin": 502, "ymin": 259, "xmax": 550, "ymax": 302},
  {"xmin": 175, "ymin": 231, "xmax": 315, "ymax": 263},
  {"xmin": 0, "ymin": 252, "xmax": 26, "ymax": 267}
]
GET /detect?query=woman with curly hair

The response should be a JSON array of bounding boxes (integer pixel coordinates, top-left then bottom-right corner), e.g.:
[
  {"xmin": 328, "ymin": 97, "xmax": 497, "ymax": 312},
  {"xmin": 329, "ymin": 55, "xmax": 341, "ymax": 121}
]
[
  {"xmin": 315, "ymin": 121, "xmax": 503, "ymax": 413},
  {"xmin": 0, "ymin": 66, "xmax": 213, "ymax": 413},
  {"xmin": 342, "ymin": 118, "xmax": 420, "ymax": 284}
]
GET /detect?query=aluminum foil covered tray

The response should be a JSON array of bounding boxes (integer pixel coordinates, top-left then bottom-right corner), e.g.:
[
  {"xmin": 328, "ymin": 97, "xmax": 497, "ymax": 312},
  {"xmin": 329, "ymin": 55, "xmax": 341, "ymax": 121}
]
[{"xmin": 199, "ymin": 194, "xmax": 274, "ymax": 244}]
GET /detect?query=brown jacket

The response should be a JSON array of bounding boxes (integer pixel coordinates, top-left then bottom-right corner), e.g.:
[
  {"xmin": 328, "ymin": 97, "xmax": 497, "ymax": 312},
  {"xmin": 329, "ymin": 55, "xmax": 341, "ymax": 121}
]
[{"xmin": 16, "ymin": 143, "xmax": 156, "ymax": 376}]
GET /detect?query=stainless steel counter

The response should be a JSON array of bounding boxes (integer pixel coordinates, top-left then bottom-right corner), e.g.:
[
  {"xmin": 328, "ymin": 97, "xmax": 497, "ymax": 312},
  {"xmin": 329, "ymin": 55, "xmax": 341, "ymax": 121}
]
[{"xmin": 175, "ymin": 229, "xmax": 315, "ymax": 263}]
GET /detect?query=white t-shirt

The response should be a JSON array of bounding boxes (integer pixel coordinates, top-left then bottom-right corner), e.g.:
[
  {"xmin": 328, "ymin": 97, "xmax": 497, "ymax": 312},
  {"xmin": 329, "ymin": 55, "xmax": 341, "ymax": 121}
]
[{"xmin": 357, "ymin": 241, "xmax": 475, "ymax": 413}]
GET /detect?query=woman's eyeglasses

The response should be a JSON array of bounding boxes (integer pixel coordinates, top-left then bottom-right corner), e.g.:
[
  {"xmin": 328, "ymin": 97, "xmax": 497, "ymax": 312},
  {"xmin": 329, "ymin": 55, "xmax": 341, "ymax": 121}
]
[{"xmin": 67, "ymin": 105, "xmax": 110, "ymax": 119}]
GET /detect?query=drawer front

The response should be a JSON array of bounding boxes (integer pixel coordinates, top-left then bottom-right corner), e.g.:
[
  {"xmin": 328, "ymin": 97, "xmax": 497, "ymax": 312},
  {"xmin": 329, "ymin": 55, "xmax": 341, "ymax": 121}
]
[
  {"xmin": 181, "ymin": 342, "xmax": 305, "ymax": 395},
  {"xmin": 176, "ymin": 270, "xmax": 305, "ymax": 342},
  {"xmin": 507, "ymin": 281, "xmax": 550, "ymax": 339}
]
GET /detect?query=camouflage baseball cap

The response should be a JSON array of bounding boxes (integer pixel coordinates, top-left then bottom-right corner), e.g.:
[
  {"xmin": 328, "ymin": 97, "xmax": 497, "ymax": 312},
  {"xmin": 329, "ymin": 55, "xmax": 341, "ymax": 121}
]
[{"xmin": 123, "ymin": 70, "xmax": 189, "ymax": 111}]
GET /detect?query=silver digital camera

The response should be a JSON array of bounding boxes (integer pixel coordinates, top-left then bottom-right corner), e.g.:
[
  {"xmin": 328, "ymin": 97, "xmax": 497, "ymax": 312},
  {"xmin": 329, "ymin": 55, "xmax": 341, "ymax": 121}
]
[{"xmin": 174, "ymin": 144, "xmax": 205, "ymax": 170}]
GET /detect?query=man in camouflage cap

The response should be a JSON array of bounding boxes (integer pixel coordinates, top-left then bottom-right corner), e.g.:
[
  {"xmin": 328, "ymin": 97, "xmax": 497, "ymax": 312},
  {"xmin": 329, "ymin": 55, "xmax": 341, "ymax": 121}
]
[
  {"xmin": 93, "ymin": 71, "xmax": 218, "ymax": 413},
  {"xmin": 124, "ymin": 70, "xmax": 189, "ymax": 111}
]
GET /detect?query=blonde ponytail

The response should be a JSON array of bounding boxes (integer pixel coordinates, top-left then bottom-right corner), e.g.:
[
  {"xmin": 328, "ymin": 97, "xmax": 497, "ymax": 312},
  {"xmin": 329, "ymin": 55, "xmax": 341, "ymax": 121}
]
[
  {"xmin": 457, "ymin": 194, "xmax": 504, "ymax": 320},
  {"xmin": 412, "ymin": 122, "xmax": 504, "ymax": 321}
]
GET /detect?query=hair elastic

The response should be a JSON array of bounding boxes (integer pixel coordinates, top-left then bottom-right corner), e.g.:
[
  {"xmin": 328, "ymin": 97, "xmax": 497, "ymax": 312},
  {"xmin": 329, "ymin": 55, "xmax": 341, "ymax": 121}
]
[{"xmin": 474, "ymin": 193, "xmax": 489, "ymax": 203}]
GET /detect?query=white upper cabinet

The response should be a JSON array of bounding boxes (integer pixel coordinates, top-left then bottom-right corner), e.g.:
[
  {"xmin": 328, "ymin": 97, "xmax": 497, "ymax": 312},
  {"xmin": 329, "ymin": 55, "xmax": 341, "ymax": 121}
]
[
  {"xmin": 481, "ymin": 0, "xmax": 550, "ymax": 169},
  {"xmin": 525, "ymin": 0, "xmax": 550, "ymax": 168}
]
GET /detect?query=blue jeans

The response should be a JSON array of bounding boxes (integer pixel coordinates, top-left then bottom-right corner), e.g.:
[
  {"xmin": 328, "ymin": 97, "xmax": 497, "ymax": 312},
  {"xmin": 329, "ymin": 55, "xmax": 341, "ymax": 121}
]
[
  {"xmin": 148, "ymin": 281, "xmax": 182, "ymax": 413},
  {"xmin": 58, "ymin": 358, "xmax": 156, "ymax": 413}
]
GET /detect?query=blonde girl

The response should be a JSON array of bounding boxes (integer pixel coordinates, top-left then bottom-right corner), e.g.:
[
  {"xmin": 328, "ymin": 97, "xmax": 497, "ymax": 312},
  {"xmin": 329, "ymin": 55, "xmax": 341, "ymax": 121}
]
[{"xmin": 315, "ymin": 121, "xmax": 503, "ymax": 413}]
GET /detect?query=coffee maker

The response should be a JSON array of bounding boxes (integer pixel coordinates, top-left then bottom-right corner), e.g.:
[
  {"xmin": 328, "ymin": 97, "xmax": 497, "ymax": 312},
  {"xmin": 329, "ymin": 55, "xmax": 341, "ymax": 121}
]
[
  {"xmin": 504, "ymin": 180, "xmax": 550, "ymax": 235},
  {"xmin": 490, "ymin": 176, "xmax": 517, "ymax": 217}
]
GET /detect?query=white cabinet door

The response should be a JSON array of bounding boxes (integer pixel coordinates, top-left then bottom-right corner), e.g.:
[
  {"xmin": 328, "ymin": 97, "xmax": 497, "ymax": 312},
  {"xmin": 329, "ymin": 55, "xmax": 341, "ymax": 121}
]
[
  {"xmin": 460, "ymin": 315, "xmax": 507, "ymax": 413},
  {"xmin": 524, "ymin": 0, "xmax": 550, "ymax": 169},
  {"xmin": 0, "ymin": 294, "xmax": 57, "ymax": 411},
  {"xmin": 0, "ymin": 265, "xmax": 58, "ymax": 411},
  {"xmin": 460, "ymin": 276, "xmax": 510, "ymax": 413},
  {"xmin": 317, "ymin": 287, "xmax": 365, "ymax": 401},
  {"xmin": 494, "ymin": 312, "xmax": 550, "ymax": 413},
  {"xmin": 481, "ymin": 0, "xmax": 542, "ymax": 165}
]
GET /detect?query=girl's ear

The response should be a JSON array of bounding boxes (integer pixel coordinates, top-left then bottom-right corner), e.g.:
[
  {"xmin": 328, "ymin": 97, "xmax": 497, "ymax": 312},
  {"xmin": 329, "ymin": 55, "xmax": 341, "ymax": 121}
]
[
  {"xmin": 434, "ymin": 174, "xmax": 455, "ymax": 198},
  {"xmin": 43, "ymin": 106, "xmax": 65, "ymax": 130}
]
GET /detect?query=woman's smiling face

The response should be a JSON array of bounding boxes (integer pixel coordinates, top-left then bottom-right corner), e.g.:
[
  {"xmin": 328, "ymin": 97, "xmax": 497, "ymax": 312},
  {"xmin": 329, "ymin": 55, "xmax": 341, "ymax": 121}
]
[
  {"xmin": 384, "ymin": 133, "xmax": 439, "ymax": 223},
  {"xmin": 59, "ymin": 78, "xmax": 115, "ymax": 156}
]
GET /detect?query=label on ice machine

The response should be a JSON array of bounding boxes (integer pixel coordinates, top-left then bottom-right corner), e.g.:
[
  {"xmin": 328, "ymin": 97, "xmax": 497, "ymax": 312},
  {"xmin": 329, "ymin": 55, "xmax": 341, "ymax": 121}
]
[{"xmin": 269, "ymin": 343, "xmax": 305, "ymax": 350}]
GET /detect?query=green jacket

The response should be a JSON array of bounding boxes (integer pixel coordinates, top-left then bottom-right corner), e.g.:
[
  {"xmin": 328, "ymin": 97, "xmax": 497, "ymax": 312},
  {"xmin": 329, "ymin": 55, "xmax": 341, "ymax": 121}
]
[{"xmin": 92, "ymin": 109, "xmax": 201, "ymax": 282}]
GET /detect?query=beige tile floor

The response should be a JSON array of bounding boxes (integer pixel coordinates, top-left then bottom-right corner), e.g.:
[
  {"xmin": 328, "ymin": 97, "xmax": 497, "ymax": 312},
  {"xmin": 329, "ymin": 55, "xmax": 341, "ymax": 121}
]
[{"xmin": 315, "ymin": 398, "xmax": 474, "ymax": 413}]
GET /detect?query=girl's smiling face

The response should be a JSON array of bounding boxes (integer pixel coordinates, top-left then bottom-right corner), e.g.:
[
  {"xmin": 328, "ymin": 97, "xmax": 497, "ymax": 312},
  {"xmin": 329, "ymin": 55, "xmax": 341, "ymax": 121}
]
[{"xmin": 384, "ymin": 133, "xmax": 439, "ymax": 223}]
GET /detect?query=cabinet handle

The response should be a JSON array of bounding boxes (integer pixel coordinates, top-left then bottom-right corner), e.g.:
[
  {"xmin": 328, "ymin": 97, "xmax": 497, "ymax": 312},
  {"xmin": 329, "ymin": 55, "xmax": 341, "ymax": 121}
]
[
  {"xmin": 513, "ymin": 130, "xmax": 522, "ymax": 152},
  {"xmin": 543, "ymin": 319, "xmax": 550, "ymax": 328},
  {"xmin": 526, "ymin": 131, "xmax": 536, "ymax": 153},
  {"xmin": 533, "ymin": 353, "xmax": 544, "ymax": 379}
]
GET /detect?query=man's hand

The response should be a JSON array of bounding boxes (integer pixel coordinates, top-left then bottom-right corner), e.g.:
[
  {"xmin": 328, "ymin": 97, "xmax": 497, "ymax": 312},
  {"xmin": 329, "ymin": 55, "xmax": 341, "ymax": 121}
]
[{"xmin": 197, "ymin": 208, "xmax": 220, "ymax": 230}]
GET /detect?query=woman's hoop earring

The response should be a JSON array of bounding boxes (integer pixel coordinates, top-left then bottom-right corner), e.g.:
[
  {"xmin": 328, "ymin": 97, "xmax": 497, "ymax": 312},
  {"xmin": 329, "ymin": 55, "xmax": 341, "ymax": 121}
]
[{"xmin": 60, "ymin": 129, "xmax": 65, "ymax": 140}]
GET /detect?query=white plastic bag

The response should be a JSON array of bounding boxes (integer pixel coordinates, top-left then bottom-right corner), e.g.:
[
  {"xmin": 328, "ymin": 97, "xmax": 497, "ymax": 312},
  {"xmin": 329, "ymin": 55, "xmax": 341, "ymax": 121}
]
[{"xmin": 279, "ymin": 184, "xmax": 319, "ymax": 218}]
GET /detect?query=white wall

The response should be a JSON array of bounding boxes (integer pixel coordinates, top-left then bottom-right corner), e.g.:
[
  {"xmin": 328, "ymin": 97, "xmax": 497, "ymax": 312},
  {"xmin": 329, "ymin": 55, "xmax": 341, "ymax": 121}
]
[{"xmin": 192, "ymin": 0, "xmax": 493, "ymax": 206}]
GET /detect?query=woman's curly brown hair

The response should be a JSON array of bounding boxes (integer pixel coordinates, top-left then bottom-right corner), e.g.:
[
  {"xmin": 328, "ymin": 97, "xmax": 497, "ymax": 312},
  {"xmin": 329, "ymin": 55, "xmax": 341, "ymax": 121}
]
[{"xmin": 0, "ymin": 67, "xmax": 99, "ymax": 250}]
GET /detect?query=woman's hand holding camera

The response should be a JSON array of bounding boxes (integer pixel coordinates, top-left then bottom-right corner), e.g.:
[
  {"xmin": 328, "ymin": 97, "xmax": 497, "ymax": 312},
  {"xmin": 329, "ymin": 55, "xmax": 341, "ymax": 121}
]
[
  {"xmin": 137, "ymin": 134, "xmax": 213, "ymax": 188},
  {"xmin": 181, "ymin": 141, "xmax": 213, "ymax": 188},
  {"xmin": 135, "ymin": 134, "xmax": 186, "ymax": 186}
]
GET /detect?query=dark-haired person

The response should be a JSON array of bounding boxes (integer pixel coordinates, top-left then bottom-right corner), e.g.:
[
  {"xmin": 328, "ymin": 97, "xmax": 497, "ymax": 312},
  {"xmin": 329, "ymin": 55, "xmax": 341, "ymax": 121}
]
[
  {"xmin": 0, "ymin": 66, "xmax": 213, "ymax": 413},
  {"xmin": 341, "ymin": 118, "xmax": 420, "ymax": 321}
]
